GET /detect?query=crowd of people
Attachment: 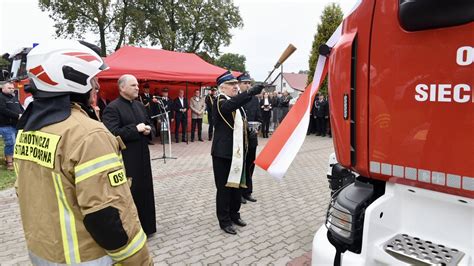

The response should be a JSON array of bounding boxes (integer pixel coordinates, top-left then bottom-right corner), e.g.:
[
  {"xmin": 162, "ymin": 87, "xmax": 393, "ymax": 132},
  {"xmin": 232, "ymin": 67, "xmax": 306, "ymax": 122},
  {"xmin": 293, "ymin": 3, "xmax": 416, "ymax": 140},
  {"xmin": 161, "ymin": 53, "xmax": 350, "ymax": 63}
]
[{"xmin": 0, "ymin": 39, "xmax": 333, "ymax": 264}]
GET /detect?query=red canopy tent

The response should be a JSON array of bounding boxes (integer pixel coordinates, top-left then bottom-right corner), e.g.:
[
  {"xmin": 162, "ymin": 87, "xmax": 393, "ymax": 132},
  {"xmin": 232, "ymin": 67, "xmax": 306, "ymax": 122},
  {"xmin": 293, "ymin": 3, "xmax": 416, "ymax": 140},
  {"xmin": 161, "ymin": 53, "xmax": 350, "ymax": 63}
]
[
  {"xmin": 96, "ymin": 46, "xmax": 240, "ymax": 135},
  {"xmin": 97, "ymin": 46, "xmax": 235, "ymax": 100}
]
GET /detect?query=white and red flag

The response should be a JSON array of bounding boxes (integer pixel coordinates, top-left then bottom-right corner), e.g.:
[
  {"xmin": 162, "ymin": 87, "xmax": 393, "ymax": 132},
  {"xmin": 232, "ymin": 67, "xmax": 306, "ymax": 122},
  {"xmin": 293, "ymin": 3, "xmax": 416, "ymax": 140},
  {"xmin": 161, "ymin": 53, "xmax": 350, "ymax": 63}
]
[{"xmin": 255, "ymin": 24, "xmax": 342, "ymax": 179}]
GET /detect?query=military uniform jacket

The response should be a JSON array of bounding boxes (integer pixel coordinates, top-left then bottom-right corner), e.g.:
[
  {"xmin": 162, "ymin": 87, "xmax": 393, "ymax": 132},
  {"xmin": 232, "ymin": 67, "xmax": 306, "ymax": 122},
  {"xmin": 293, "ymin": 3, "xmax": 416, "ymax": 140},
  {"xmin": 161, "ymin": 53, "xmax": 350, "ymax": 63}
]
[
  {"xmin": 14, "ymin": 104, "xmax": 150, "ymax": 265},
  {"xmin": 243, "ymin": 95, "xmax": 261, "ymax": 148},
  {"xmin": 211, "ymin": 91, "xmax": 253, "ymax": 159},
  {"xmin": 315, "ymin": 99, "xmax": 329, "ymax": 117},
  {"xmin": 205, "ymin": 94, "xmax": 217, "ymax": 113}
]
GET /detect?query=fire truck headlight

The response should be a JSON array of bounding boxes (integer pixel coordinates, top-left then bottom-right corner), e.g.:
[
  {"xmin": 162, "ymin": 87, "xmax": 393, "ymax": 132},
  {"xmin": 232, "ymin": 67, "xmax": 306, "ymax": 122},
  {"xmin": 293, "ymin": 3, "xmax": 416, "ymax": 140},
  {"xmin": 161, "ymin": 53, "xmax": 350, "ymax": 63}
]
[
  {"xmin": 326, "ymin": 202, "xmax": 352, "ymax": 239},
  {"xmin": 325, "ymin": 180, "xmax": 375, "ymax": 246}
]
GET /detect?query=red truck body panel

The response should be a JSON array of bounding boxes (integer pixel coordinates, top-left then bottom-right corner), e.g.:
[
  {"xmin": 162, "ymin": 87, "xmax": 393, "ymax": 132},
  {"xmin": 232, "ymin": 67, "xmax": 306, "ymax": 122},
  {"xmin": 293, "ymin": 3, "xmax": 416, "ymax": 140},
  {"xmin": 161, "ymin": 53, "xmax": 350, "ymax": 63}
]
[{"xmin": 329, "ymin": 0, "xmax": 474, "ymax": 198}]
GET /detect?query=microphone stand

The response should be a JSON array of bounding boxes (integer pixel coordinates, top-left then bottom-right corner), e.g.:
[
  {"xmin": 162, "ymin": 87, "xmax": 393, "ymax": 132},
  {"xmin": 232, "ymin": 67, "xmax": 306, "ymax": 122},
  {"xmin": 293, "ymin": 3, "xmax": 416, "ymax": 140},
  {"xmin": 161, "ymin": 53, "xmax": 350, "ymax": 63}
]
[{"xmin": 151, "ymin": 98, "xmax": 177, "ymax": 163}]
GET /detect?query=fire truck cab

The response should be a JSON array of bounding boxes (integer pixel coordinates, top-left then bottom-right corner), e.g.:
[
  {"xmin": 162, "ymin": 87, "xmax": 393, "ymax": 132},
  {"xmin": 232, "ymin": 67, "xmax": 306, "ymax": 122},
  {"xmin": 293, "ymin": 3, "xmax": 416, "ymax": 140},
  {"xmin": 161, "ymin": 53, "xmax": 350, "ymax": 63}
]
[
  {"xmin": 312, "ymin": 0, "xmax": 473, "ymax": 265},
  {"xmin": 1, "ymin": 47, "xmax": 32, "ymax": 105}
]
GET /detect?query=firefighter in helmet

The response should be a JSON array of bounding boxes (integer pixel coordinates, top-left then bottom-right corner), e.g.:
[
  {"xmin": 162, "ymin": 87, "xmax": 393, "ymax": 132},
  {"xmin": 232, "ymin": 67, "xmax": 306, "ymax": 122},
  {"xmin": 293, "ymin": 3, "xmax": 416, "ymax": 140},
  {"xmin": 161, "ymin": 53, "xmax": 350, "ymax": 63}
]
[{"xmin": 14, "ymin": 39, "xmax": 152, "ymax": 265}]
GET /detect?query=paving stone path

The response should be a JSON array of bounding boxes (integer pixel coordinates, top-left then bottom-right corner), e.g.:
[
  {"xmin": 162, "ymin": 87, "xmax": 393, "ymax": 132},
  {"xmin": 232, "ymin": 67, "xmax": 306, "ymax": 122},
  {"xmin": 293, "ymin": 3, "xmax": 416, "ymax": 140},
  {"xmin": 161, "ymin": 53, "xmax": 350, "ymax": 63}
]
[{"xmin": 0, "ymin": 134, "xmax": 334, "ymax": 265}]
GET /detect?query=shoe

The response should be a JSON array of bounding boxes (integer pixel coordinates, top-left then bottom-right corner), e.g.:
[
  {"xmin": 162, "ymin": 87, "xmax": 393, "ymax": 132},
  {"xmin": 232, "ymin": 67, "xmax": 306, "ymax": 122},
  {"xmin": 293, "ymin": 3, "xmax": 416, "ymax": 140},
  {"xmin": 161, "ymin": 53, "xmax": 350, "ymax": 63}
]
[
  {"xmin": 232, "ymin": 218, "xmax": 247, "ymax": 227},
  {"xmin": 243, "ymin": 194, "xmax": 257, "ymax": 202},
  {"xmin": 191, "ymin": 139, "xmax": 194, "ymax": 142},
  {"xmin": 199, "ymin": 139, "xmax": 204, "ymax": 142},
  {"xmin": 241, "ymin": 196, "xmax": 247, "ymax": 204},
  {"xmin": 148, "ymin": 141, "xmax": 155, "ymax": 145},
  {"xmin": 222, "ymin": 225, "xmax": 237, "ymax": 235}
]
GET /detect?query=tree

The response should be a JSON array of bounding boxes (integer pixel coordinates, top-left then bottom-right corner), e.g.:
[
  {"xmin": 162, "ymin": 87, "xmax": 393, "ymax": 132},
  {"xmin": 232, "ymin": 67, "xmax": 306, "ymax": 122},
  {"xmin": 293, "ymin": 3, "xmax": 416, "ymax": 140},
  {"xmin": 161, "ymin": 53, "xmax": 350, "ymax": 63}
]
[
  {"xmin": 39, "ymin": 0, "xmax": 243, "ymax": 59},
  {"xmin": 39, "ymin": 0, "xmax": 141, "ymax": 56},
  {"xmin": 137, "ymin": 0, "xmax": 243, "ymax": 57},
  {"xmin": 215, "ymin": 53, "xmax": 246, "ymax": 72},
  {"xmin": 307, "ymin": 3, "xmax": 343, "ymax": 95}
]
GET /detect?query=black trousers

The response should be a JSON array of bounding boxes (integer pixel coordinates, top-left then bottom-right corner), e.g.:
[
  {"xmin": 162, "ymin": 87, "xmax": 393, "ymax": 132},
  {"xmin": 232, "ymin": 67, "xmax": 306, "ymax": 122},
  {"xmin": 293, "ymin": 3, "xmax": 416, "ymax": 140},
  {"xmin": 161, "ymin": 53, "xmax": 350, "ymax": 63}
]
[
  {"xmin": 208, "ymin": 112, "xmax": 214, "ymax": 140},
  {"xmin": 244, "ymin": 144, "xmax": 257, "ymax": 197},
  {"xmin": 308, "ymin": 116, "xmax": 316, "ymax": 134},
  {"xmin": 262, "ymin": 116, "xmax": 270, "ymax": 137},
  {"xmin": 191, "ymin": 118, "xmax": 203, "ymax": 140},
  {"xmin": 316, "ymin": 116, "xmax": 326, "ymax": 136},
  {"xmin": 212, "ymin": 156, "xmax": 241, "ymax": 228},
  {"xmin": 175, "ymin": 116, "xmax": 187, "ymax": 141}
]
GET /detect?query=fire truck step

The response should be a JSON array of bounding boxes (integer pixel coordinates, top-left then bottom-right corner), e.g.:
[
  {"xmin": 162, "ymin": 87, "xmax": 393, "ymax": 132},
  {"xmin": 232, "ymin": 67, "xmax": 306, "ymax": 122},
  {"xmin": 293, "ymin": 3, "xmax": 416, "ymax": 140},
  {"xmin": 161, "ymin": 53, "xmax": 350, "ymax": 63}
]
[{"xmin": 383, "ymin": 234, "xmax": 464, "ymax": 266}]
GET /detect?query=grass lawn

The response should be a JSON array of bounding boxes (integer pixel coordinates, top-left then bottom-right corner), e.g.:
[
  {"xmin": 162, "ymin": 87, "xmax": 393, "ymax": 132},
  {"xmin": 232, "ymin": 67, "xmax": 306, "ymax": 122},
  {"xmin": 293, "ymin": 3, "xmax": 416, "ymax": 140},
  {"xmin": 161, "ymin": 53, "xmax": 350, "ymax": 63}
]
[{"xmin": 0, "ymin": 138, "xmax": 16, "ymax": 190}]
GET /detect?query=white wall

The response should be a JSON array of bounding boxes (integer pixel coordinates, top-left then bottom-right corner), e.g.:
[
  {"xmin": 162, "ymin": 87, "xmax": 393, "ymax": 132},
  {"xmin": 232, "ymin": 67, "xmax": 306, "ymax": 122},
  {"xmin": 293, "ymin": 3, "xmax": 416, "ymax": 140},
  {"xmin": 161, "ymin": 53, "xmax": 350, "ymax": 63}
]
[{"xmin": 272, "ymin": 74, "xmax": 296, "ymax": 95}]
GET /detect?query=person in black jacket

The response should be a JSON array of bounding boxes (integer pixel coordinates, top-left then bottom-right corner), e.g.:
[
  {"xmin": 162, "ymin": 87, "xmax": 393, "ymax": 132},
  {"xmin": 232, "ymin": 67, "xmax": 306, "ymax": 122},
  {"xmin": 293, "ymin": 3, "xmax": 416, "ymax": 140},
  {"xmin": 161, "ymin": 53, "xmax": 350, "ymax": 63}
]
[
  {"xmin": 211, "ymin": 70, "xmax": 264, "ymax": 235},
  {"xmin": 102, "ymin": 74, "xmax": 157, "ymax": 236},
  {"xmin": 173, "ymin": 89, "xmax": 189, "ymax": 143},
  {"xmin": 260, "ymin": 91, "xmax": 272, "ymax": 138},
  {"xmin": 205, "ymin": 88, "xmax": 217, "ymax": 140},
  {"xmin": 307, "ymin": 94, "xmax": 318, "ymax": 135},
  {"xmin": 315, "ymin": 94, "xmax": 329, "ymax": 137},
  {"xmin": 0, "ymin": 81, "xmax": 24, "ymax": 170},
  {"xmin": 237, "ymin": 72, "xmax": 261, "ymax": 204},
  {"xmin": 139, "ymin": 84, "xmax": 155, "ymax": 144},
  {"xmin": 280, "ymin": 90, "xmax": 292, "ymax": 122}
]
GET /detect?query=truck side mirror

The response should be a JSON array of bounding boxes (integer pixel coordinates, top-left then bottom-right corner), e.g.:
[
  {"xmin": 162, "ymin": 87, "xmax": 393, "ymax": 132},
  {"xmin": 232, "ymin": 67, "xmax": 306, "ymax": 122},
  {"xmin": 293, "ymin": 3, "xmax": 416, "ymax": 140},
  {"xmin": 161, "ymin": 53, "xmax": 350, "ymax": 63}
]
[
  {"xmin": 319, "ymin": 44, "xmax": 332, "ymax": 57},
  {"xmin": 0, "ymin": 70, "xmax": 10, "ymax": 81}
]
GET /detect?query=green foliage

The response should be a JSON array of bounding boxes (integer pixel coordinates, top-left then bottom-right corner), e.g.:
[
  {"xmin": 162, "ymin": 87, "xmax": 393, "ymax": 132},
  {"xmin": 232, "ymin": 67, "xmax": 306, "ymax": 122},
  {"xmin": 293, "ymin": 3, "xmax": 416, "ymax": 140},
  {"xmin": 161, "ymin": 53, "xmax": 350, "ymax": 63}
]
[
  {"xmin": 215, "ymin": 53, "xmax": 246, "ymax": 72},
  {"xmin": 38, "ymin": 0, "xmax": 139, "ymax": 56},
  {"xmin": 39, "ymin": 0, "xmax": 243, "ymax": 58},
  {"xmin": 0, "ymin": 138, "xmax": 16, "ymax": 190},
  {"xmin": 307, "ymin": 3, "xmax": 343, "ymax": 96},
  {"xmin": 136, "ymin": 0, "xmax": 243, "ymax": 58},
  {"xmin": 0, "ymin": 57, "xmax": 9, "ymax": 68}
]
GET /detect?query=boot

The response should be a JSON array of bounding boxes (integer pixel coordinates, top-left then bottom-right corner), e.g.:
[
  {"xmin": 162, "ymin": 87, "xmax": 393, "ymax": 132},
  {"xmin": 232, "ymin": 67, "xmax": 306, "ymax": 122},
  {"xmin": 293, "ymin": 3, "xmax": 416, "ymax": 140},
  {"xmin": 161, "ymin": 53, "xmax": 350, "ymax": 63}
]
[{"xmin": 5, "ymin": 155, "xmax": 14, "ymax": 171}]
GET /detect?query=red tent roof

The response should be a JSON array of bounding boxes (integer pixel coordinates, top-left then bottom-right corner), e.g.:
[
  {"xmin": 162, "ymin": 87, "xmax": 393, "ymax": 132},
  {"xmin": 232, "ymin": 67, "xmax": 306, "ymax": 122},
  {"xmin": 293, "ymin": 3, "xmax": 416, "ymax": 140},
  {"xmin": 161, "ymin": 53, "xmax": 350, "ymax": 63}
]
[{"xmin": 98, "ymin": 46, "xmax": 233, "ymax": 86}]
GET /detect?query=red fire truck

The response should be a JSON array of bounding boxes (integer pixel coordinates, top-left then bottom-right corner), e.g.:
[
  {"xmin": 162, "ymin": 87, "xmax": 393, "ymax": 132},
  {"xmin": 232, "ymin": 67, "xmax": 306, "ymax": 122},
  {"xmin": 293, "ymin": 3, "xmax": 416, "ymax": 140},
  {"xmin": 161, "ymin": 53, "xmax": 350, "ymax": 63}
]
[
  {"xmin": 312, "ymin": 0, "xmax": 473, "ymax": 265},
  {"xmin": 1, "ymin": 47, "xmax": 32, "ymax": 105}
]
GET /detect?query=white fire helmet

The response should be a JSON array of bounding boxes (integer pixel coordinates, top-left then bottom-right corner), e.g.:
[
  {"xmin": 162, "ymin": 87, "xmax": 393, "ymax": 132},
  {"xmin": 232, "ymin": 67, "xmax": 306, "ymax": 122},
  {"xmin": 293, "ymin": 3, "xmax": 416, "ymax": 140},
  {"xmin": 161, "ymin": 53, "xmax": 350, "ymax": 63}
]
[{"xmin": 26, "ymin": 39, "xmax": 108, "ymax": 94}]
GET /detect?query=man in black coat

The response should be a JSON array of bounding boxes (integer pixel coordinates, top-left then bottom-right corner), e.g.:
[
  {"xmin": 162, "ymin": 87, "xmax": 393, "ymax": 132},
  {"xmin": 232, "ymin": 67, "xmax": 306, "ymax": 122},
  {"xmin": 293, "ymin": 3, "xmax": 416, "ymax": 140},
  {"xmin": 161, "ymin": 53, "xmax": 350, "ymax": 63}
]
[
  {"xmin": 211, "ymin": 70, "xmax": 264, "ymax": 235},
  {"xmin": 139, "ymin": 84, "xmax": 156, "ymax": 144},
  {"xmin": 0, "ymin": 81, "xmax": 24, "ymax": 170},
  {"xmin": 315, "ymin": 94, "xmax": 329, "ymax": 137},
  {"xmin": 237, "ymin": 72, "xmax": 261, "ymax": 204},
  {"xmin": 173, "ymin": 89, "xmax": 188, "ymax": 143},
  {"xmin": 102, "ymin": 74, "xmax": 157, "ymax": 236},
  {"xmin": 205, "ymin": 88, "xmax": 217, "ymax": 140}
]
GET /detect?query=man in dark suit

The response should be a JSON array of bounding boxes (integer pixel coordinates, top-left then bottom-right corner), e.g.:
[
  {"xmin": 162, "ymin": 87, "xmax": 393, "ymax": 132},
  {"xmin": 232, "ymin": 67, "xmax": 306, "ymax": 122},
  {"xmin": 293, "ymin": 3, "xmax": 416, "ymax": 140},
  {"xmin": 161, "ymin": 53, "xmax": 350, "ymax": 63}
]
[
  {"xmin": 237, "ymin": 72, "xmax": 261, "ymax": 204},
  {"xmin": 173, "ymin": 89, "xmax": 188, "ymax": 143},
  {"xmin": 205, "ymin": 88, "xmax": 217, "ymax": 140},
  {"xmin": 139, "ymin": 84, "xmax": 153, "ymax": 116},
  {"xmin": 139, "ymin": 84, "xmax": 155, "ymax": 144},
  {"xmin": 211, "ymin": 70, "xmax": 264, "ymax": 235},
  {"xmin": 315, "ymin": 94, "xmax": 329, "ymax": 137}
]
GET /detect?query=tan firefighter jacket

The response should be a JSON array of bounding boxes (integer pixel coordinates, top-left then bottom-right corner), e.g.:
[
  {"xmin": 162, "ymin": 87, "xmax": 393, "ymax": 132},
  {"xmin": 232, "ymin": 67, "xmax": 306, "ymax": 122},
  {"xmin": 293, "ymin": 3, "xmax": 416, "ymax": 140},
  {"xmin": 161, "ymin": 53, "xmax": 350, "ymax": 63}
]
[{"xmin": 14, "ymin": 104, "xmax": 152, "ymax": 265}]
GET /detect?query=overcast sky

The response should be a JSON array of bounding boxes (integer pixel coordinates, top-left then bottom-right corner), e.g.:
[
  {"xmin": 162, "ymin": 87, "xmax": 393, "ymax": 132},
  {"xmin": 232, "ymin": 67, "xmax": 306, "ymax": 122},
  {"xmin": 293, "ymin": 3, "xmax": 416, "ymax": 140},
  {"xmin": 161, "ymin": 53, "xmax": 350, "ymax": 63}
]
[{"xmin": 0, "ymin": 0, "xmax": 355, "ymax": 81}]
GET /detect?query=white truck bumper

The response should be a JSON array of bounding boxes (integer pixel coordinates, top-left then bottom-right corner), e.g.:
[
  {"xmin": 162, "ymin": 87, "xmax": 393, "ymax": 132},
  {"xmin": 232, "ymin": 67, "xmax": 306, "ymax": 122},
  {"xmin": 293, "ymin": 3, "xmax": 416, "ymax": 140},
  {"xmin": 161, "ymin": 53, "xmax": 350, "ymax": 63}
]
[{"xmin": 312, "ymin": 182, "xmax": 474, "ymax": 265}]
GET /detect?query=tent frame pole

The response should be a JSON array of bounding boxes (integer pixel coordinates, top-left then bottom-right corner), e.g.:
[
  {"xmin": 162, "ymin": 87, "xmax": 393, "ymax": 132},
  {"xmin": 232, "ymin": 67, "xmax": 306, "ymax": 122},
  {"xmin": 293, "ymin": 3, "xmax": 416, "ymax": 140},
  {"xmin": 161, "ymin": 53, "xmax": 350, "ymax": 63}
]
[{"xmin": 186, "ymin": 81, "xmax": 189, "ymax": 145}]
